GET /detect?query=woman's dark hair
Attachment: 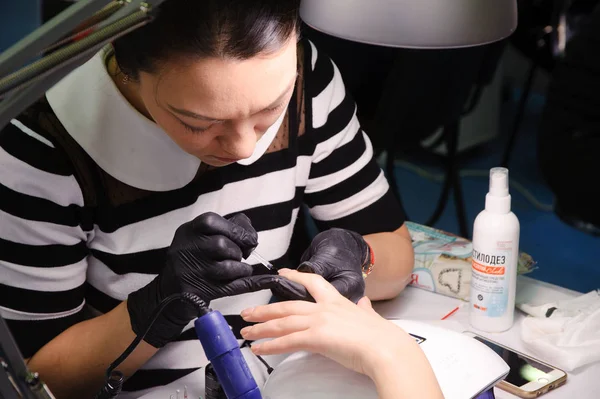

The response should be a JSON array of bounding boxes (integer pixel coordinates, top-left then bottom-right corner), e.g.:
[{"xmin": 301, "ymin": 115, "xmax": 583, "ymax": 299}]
[{"xmin": 113, "ymin": 0, "xmax": 301, "ymax": 80}]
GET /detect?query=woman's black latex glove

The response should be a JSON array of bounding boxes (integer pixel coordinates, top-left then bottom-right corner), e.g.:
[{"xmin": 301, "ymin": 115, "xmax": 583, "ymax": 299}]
[
  {"xmin": 296, "ymin": 228, "xmax": 370, "ymax": 304},
  {"xmin": 127, "ymin": 212, "xmax": 306, "ymax": 348}
]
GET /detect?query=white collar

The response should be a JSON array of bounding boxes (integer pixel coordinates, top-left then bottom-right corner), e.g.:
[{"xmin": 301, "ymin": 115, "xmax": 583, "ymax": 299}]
[{"xmin": 46, "ymin": 46, "xmax": 284, "ymax": 191}]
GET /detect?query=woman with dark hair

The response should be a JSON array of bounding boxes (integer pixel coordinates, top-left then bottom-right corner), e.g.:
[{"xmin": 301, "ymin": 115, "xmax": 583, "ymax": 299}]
[{"xmin": 0, "ymin": 1, "xmax": 414, "ymax": 397}]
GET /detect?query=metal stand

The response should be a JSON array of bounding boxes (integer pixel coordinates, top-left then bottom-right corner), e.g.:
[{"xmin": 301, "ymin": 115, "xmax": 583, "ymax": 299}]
[
  {"xmin": 0, "ymin": 316, "xmax": 55, "ymax": 398},
  {"xmin": 425, "ymin": 122, "xmax": 469, "ymax": 238},
  {"xmin": 501, "ymin": 45, "xmax": 540, "ymax": 168},
  {"xmin": 501, "ymin": 0, "xmax": 574, "ymax": 168},
  {"xmin": 386, "ymin": 120, "xmax": 469, "ymax": 238},
  {"xmin": 385, "ymin": 124, "xmax": 405, "ymax": 215}
]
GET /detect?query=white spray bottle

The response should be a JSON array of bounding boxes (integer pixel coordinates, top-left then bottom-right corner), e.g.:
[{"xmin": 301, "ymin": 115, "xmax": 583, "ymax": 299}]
[{"xmin": 469, "ymin": 167, "xmax": 520, "ymax": 332}]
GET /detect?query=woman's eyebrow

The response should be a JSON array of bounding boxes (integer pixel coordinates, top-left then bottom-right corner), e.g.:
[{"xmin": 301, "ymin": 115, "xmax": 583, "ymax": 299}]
[
  {"xmin": 167, "ymin": 73, "xmax": 298, "ymax": 121},
  {"xmin": 167, "ymin": 105, "xmax": 225, "ymax": 123}
]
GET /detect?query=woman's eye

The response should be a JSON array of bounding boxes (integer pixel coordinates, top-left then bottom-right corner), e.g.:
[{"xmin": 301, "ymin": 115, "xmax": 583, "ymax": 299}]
[
  {"xmin": 181, "ymin": 122, "xmax": 210, "ymax": 134},
  {"xmin": 265, "ymin": 103, "xmax": 285, "ymax": 113}
]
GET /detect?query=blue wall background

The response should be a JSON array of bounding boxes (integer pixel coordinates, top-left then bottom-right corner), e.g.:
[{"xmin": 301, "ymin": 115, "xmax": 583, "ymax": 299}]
[{"xmin": 0, "ymin": 1, "xmax": 42, "ymax": 52}]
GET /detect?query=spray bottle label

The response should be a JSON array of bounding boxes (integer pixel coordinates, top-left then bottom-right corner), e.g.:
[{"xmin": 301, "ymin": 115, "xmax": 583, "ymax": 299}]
[{"xmin": 470, "ymin": 245, "xmax": 512, "ymax": 317}]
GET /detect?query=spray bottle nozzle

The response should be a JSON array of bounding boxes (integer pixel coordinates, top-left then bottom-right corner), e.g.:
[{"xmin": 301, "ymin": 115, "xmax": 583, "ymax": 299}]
[{"xmin": 489, "ymin": 167, "xmax": 509, "ymax": 197}]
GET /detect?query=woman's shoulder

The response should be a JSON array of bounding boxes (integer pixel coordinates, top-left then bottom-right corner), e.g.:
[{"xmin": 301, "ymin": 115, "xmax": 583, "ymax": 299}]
[
  {"xmin": 1, "ymin": 98, "xmax": 77, "ymax": 173},
  {"xmin": 297, "ymin": 38, "xmax": 355, "ymax": 142},
  {"xmin": 1, "ymin": 97, "xmax": 101, "ymax": 205},
  {"xmin": 298, "ymin": 38, "xmax": 337, "ymax": 90},
  {"xmin": 298, "ymin": 37, "xmax": 349, "ymax": 112},
  {"xmin": 6, "ymin": 97, "xmax": 67, "ymax": 148},
  {"xmin": 0, "ymin": 98, "xmax": 91, "ymax": 224}
]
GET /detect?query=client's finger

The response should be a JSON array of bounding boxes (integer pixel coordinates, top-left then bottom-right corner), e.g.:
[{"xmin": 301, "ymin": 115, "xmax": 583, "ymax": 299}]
[
  {"xmin": 357, "ymin": 296, "xmax": 373, "ymax": 310},
  {"xmin": 251, "ymin": 330, "xmax": 314, "ymax": 356},
  {"xmin": 357, "ymin": 296, "xmax": 379, "ymax": 315},
  {"xmin": 241, "ymin": 300, "xmax": 316, "ymax": 322},
  {"xmin": 279, "ymin": 269, "xmax": 341, "ymax": 302},
  {"xmin": 240, "ymin": 315, "xmax": 310, "ymax": 341}
]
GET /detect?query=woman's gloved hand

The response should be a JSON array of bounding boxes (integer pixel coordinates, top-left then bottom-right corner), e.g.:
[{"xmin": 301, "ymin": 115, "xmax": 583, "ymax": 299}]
[
  {"xmin": 296, "ymin": 228, "xmax": 370, "ymax": 304},
  {"xmin": 126, "ymin": 212, "xmax": 305, "ymax": 348}
]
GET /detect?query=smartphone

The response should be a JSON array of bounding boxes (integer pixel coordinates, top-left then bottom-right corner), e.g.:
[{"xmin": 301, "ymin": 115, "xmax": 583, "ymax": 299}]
[{"xmin": 464, "ymin": 332, "xmax": 567, "ymax": 398}]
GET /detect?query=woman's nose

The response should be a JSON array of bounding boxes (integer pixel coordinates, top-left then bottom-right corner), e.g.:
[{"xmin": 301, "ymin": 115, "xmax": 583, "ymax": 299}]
[{"xmin": 220, "ymin": 125, "xmax": 259, "ymax": 159}]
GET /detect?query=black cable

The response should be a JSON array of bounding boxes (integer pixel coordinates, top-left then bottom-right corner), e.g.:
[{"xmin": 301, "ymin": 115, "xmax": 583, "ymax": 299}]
[
  {"xmin": 241, "ymin": 340, "xmax": 274, "ymax": 374},
  {"xmin": 95, "ymin": 292, "xmax": 209, "ymax": 399},
  {"xmin": 205, "ymin": 362, "xmax": 228, "ymax": 399},
  {"xmin": 107, "ymin": 293, "xmax": 208, "ymax": 377},
  {"xmin": 93, "ymin": 370, "xmax": 124, "ymax": 399},
  {"xmin": 257, "ymin": 354, "xmax": 273, "ymax": 374}
]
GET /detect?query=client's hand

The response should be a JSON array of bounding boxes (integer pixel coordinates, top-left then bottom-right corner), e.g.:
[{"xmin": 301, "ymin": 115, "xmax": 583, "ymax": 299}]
[
  {"xmin": 241, "ymin": 269, "xmax": 444, "ymax": 399},
  {"xmin": 240, "ymin": 269, "xmax": 409, "ymax": 378}
]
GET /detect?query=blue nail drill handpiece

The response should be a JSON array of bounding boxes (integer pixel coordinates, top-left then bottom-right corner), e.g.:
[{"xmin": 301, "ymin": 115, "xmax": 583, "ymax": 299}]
[{"xmin": 195, "ymin": 310, "xmax": 262, "ymax": 399}]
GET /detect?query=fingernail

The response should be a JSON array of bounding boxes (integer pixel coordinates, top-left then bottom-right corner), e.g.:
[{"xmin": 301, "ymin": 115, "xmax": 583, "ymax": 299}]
[
  {"xmin": 240, "ymin": 326, "xmax": 252, "ymax": 336},
  {"xmin": 251, "ymin": 343, "xmax": 262, "ymax": 353},
  {"xmin": 241, "ymin": 308, "xmax": 254, "ymax": 318},
  {"xmin": 278, "ymin": 268, "xmax": 292, "ymax": 275}
]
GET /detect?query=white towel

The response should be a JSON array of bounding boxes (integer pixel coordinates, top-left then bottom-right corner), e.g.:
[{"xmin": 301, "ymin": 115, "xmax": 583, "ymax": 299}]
[{"xmin": 519, "ymin": 290, "xmax": 600, "ymax": 371}]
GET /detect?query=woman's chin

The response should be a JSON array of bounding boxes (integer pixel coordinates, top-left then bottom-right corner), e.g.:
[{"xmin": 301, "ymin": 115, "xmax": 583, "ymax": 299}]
[{"xmin": 200, "ymin": 155, "xmax": 241, "ymax": 167}]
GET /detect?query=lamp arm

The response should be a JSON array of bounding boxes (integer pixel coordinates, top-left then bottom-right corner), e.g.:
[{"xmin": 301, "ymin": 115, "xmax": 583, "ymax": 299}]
[{"xmin": 0, "ymin": 0, "xmax": 168, "ymax": 132}]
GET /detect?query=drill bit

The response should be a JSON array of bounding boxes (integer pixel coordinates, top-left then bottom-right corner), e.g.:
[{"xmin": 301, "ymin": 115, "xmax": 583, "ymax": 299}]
[{"xmin": 248, "ymin": 251, "xmax": 274, "ymax": 271}]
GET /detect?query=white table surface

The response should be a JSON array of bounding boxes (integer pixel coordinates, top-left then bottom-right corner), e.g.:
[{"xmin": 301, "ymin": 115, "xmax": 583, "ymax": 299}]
[{"xmin": 373, "ymin": 276, "xmax": 600, "ymax": 399}]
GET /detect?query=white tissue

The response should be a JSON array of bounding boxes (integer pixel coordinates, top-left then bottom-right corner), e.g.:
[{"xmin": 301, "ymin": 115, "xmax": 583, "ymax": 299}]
[{"xmin": 519, "ymin": 290, "xmax": 600, "ymax": 371}]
